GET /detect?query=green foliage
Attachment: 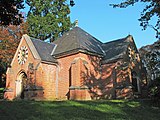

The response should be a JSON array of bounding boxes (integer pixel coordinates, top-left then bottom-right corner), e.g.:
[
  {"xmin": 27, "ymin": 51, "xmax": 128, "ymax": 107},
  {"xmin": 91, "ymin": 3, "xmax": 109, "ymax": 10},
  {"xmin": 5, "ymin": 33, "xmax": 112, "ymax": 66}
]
[
  {"xmin": 0, "ymin": 60, "xmax": 7, "ymax": 88},
  {"xmin": 0, "ymin": 100, "xmax": 160, "ymax": 120},
  {"xmin": 144, "ymin": 50, "xmax": 160, "ymax": 81},
  {"xmin": 0, "ymin": 23, "xmax": 28, "ymax": 88},
  {"xmin": 0, "ymin": 0, "xmax": 24, "ymax": 25},
  {"xmin": 148, "ymin": 77, "xmax": 160, "ymax": 100},
  {"xmin": 0, "ymin": 87, "xmax": 4, "ymax": 99},
  {"xmin": 26, "ymin": 0, "xmax": 73, "ymax": 42},
  {"xmin": 110, "ymin": 0, "xmax": 160, "ymax": 39}
]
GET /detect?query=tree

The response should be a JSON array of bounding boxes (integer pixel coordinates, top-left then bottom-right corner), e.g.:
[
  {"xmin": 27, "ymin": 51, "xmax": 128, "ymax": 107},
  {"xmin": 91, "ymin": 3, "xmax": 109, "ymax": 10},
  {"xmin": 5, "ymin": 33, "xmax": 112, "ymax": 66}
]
[
  {"xmin": 0, "ymin": 22, "xmax": 28, "ymax": 87},
  {"xmin": 0, "ymin": 0, "xmax": 24, "ymax": 26},
  {"xmin": 143, "ymin": 50, "xmax": 160, "ymax": 82},
  {"xmin": 139, "ymin": 39, "xmax": 160, "ymax": 80},
  {"xmin": 0, "ymin": 60, "xmax": 7, "ymax": 88},
  {"xmin": 0, "ymin": 22, "xmax": 28, "ymax": 64},
  {"xmin": 148, "ymin": 77, "xmax": 160, "ymax": 101},
  {"xmin": 26, "ymin": 0, "xmax": 73, "ymax": 42},
  {"xmin": 110, "ymin": 0, "xmax": 160, "ymax": 39}
]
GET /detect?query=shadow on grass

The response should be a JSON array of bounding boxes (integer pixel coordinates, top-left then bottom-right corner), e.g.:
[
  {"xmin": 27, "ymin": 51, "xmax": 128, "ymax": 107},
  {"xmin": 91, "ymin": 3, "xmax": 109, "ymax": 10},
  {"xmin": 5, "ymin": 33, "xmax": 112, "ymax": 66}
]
[{"xmin": 0, "ymin": 100, "xmax": 160, "ymax": 120}]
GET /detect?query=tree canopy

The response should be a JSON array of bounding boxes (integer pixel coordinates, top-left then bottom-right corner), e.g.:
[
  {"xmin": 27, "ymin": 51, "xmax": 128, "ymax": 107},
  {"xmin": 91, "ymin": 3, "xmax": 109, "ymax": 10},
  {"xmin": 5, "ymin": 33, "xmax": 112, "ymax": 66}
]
[
  {"xmin": 26, "ymin": 0, "xmax": 73, "ymax": 42},
  {"xmin": 0, "ymin": 0, "xmax": 24, "ymax": 26},
  {"xmin": 110, "ymin": 0, "xmax": 160, "ymax": 39},
  {"xmin": 0, "ymin": 22, "xmax": 28, "ymax": 64},
  {"xmin": 0, "ymin": 22, "xmax": 28, "ymax": 87}
]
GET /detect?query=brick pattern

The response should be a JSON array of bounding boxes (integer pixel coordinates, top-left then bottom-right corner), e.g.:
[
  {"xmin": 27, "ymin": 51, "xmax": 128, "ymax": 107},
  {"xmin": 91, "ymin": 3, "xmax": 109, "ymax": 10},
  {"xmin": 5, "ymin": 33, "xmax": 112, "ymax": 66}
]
[
  {"xmin": 56, "ymin": 53, "xmax": 81, "ymax": 100},
  {"xmin": 5, "ymin": 37, "xmax": 40, "ymax": 100},
  {"xmin": 5, "ymin": 37, "xmax": 146, "ymax": 100}
]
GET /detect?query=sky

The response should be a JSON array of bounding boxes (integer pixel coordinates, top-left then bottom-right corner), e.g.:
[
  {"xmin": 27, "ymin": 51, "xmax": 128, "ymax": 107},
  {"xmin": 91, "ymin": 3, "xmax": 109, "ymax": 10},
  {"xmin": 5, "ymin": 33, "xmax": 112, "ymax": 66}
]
[
  {"xmin": 69, "ymin": 0, "xmax": 157, "ymax": 48},
  {"xmin": 23, "ymin": 0, "xmax": 158, "ymax": 48}
]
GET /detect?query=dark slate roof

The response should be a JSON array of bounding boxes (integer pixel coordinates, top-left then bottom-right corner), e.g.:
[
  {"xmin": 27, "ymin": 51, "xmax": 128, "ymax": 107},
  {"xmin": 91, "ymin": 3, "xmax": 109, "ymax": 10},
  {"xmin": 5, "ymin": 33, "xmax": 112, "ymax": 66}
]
[
  {"xmin": 101, "ymin": 36, "xmax": 130, "ymax": 64},
  {"xmin": 31, "ymin": 38, "xmax": 57, "ymax": 63},
  {"xmin": 29, "ymin": 27, "xmax": 133, "ymax": 64},
  {"xmin": 52, "ymin": 27, "xmax": 103, "ymax": 57}
]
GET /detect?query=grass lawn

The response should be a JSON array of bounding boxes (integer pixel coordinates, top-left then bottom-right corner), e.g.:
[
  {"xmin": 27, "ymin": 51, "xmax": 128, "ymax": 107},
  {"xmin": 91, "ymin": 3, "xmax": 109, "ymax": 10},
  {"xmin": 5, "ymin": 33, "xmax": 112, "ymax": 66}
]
[{"xmin": 0, "ymin": 100, "xmax": 160, "ymax": 120}]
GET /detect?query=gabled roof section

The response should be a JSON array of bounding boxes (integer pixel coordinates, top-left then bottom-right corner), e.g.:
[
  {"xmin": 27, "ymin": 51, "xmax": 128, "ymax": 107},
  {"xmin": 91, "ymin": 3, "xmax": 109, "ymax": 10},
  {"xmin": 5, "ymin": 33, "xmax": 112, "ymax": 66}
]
[
  {"xmin": 52, "ymin": 27, "xmax": 103, "ymax": 57},
  {"xmin": 23, "ymin": 34, "xmax": 41, "ymax": 60},
  {"xmin": 30, "ymin": 37, "xmax": 57, "ymax": 63},
  {"xmin": 101, "ymin": 35, "xmax": 132, "ymax": 64}
]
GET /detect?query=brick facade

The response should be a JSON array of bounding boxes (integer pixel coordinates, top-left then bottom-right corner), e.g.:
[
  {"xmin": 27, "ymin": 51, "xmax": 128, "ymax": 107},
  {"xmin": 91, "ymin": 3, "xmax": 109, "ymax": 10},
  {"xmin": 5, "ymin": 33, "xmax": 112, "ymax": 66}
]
[{"xmin": 4, "ymin": 28, "xmax": 146, "ymax": 100}]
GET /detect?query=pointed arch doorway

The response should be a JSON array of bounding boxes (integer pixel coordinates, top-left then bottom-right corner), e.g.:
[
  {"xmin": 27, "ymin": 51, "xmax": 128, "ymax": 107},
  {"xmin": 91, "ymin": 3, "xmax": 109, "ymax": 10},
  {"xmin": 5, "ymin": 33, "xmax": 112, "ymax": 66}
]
[{"xmin": 15, "ymin": 72, "xmax": 27, "ymax": 99}]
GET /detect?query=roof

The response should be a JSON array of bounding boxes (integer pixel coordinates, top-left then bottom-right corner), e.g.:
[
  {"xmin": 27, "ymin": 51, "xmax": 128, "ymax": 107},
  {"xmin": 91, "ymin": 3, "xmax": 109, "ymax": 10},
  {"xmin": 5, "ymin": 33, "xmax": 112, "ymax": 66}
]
[
  {"xmin": 31, "ymin": 38, "xmax": 57, "ymax": 63},
  {"xmin": 52, "ymin": 27, "xmax": 133, "ymax": 63},
  {"xmin": 52, "ymin": 27, "xmax": 103, "ymax": 57},
  {"xmin": 25, "ymin": 27, "xmax": 135, "ymax": 64},
  {"xmin": 101, "ymin": 36, "xmax": 131, "ymax": 64}
]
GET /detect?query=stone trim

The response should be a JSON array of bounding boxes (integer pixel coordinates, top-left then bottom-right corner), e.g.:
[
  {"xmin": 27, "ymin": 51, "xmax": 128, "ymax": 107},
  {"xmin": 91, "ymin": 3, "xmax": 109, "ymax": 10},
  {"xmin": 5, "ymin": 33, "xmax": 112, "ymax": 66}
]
[
  {"xmin": 24, "ymin": 86, "xmax": 43, "ymax": 91},
  {"xmin": 24, "ymin": 34, "xmax": 41, "ymax": 60},
  {"xmin": 69, "ymin": 86, "xmax": 90, "ymax": 90},
  {"xmin": 4, "ymin": 88, "xmax": 13, "ymax": 92}
]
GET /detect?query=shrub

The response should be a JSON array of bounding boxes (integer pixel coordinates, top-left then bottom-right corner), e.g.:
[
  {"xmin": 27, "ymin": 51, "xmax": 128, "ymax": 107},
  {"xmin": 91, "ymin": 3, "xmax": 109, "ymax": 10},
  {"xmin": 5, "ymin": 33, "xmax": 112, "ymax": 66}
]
[
  {"xmin": 0, "ymin": 88, "xmax": 4, "ymax": 99},
  {"xmin": 148, "ymin": 77, "xmax": 160, "ymax": 100}
]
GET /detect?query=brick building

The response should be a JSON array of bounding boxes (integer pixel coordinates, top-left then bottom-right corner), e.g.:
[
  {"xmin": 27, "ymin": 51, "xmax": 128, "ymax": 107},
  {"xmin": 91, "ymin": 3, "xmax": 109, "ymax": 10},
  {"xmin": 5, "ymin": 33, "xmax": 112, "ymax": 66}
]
[{"xmin": 4, "ymin": 27, "xmax": 146, "ymax": 100}]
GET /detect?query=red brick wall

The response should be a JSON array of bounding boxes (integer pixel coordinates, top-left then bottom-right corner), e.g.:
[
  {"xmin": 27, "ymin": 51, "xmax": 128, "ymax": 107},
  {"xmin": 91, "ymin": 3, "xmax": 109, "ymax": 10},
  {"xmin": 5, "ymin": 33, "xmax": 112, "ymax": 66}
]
[
  {"xmin": 56, "ymin": 53, "xmax": 81, "ymax": 99},
  {"xmin": 5, "ymin": 37, "xmax": 41, "ymax": 100},
  {"xmin": 56, "ymin": 53, "xmax": 101, "ymax": 100},
  {"xmin": 5, "ymin": 36, "xmax": 144, "ymax": 100},
  {"xmin": 40, "ymin": 63, "xmax": 57, "ymax": 100},
  {"xmin": 101, "ymin": 63, "xmax": 116, "ymax": 99},
  {"xmin": 102, "ymin": 61, "xmax": 134, "ymax": 99}
]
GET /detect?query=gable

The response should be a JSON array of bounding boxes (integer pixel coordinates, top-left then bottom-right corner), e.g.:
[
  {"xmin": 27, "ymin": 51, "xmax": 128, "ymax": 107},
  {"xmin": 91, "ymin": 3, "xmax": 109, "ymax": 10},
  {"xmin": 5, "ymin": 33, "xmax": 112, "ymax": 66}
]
[
  {"xmin": 8, "ymin": 35, "xmax": 34, "ymax": 68},
  {"xmin": 9, "ymin": 34, "xmax": 57, "ymax": 69},
  {"xmin": 101, "ymin": 35, "xmax": 135, "ymax": 64},
  {"xmin": 23, "ymin": 34, "xmax": 57, "ymax": 63},
  {"xmin": 6, "ymin": 35, "xmax": 38, "ymax": 74},
  {"xmin": 23, "ymin": 34, "xmax": 41, "ymax": 60}
]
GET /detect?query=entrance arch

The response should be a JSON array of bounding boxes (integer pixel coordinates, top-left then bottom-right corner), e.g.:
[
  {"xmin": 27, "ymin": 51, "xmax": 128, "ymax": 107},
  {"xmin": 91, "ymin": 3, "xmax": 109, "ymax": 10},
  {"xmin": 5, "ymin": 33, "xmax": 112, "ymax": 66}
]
[{"xmin": 15, "ymin": 72, "xmax": 27, "ymax": 99}]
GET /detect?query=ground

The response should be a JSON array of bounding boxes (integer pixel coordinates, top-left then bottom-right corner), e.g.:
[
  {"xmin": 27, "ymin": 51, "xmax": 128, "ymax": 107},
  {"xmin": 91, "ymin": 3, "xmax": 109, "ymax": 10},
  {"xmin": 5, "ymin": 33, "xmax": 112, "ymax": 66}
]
[{"xmin": 0, "ymin": 100, "xmax": 160, "ymax": 120}]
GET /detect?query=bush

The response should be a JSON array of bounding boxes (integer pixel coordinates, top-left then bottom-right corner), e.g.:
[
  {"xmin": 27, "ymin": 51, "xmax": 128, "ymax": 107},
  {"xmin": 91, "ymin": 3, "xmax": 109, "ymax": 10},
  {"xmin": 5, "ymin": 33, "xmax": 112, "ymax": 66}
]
[
  {"xmin": 148, "ymin": 77, "xmax": 160, "ymax": 100},
  {"xmin": 0, "ymin": 88, "xmax": 4, "ymax": 99}
]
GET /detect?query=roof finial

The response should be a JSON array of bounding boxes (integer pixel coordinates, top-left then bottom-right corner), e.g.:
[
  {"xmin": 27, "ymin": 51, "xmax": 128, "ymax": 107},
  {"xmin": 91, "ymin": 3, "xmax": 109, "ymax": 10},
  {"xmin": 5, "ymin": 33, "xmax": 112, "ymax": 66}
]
[{"xmin": 75, "ymin": 19, "xmax": 78, "ymax": 27}]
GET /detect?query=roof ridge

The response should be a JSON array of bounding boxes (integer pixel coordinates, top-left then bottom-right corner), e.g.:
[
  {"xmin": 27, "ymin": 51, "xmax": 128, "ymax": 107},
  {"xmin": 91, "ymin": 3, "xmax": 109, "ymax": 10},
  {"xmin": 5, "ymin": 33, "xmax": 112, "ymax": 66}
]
[
  {"xmin": 23, "ymin": 35, "xmax": 41, "ymax": 60},
  {"xmin": 51, "ymin": 44, "xmax": 57, "ymax": 55},
  {"xmin": 103, "ymin": 35, "xmax": 131, "ymax": 45},
  {"xmin": 103, "ymin": 38, "xmax": 124, "ymax": 44},
  {"xmin": 30, "ymin": 37, "xmax": 55, "ymax": 46},
  {"xmin": 77, "ymin": 27, "xmax": 103, "ymax": 44},
  {"xmin": 74, "ymin": 27, "xmax": 81, "ymax": 50}
]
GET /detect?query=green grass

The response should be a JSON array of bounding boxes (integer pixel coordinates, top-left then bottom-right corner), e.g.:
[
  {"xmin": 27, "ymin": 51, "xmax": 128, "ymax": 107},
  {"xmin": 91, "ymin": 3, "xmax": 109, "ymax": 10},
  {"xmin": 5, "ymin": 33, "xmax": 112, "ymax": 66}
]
[{"xmin": 0, "ymin": 100, "xmax": 160, "ymax": 120}]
